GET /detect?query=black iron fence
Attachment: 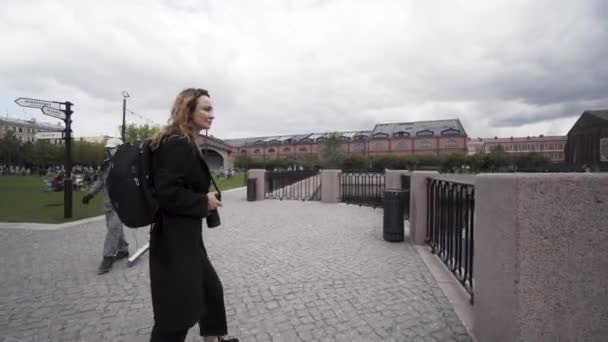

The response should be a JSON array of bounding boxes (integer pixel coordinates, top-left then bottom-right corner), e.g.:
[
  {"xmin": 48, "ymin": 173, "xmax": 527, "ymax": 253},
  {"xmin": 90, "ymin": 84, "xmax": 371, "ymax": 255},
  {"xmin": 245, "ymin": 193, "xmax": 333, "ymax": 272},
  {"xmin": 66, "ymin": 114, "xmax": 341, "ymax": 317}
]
[
  {"xmin": 340, "ymin": 171, "xmax": 385, "ymax": 208},
  {"xmin": 426, "ymin": 178, "xmax": 475, "ymax": 303},
  {"xmin": 265, "ymin": 170, "xmax": 321, "ymax": 200},
  {"xmin": 401, "ymin": 174, "xmax": 411, "ymax": 219}
]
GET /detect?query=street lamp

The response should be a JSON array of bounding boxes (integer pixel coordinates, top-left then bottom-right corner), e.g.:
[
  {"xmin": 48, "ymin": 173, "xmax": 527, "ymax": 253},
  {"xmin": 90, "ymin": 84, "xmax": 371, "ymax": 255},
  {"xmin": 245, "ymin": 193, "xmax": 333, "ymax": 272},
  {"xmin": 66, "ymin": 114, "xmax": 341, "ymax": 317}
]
[{"xmin": 121, "ymin": 90, "xmax": 130, "ymax": 142}]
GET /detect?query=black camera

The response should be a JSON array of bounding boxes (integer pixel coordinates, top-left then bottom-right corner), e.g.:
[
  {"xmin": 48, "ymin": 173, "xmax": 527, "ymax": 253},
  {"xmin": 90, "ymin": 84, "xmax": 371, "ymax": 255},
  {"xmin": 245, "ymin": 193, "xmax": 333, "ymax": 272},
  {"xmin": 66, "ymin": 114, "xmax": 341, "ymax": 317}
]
[{"xmin": 206, "ymin": 192, "xmax": 221, "ymax": 228}]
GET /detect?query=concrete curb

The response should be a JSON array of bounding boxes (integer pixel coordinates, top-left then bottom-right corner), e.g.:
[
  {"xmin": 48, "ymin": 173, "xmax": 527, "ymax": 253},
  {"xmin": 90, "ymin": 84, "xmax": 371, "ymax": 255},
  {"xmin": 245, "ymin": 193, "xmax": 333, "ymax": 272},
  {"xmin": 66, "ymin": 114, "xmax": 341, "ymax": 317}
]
[
  {"xmin": 413, "ymin": 244, "xmax": 477, "ymax": 342},
  {"xmin": 0, "ymin": 215, "xmax": 105, "ymax": 231}
]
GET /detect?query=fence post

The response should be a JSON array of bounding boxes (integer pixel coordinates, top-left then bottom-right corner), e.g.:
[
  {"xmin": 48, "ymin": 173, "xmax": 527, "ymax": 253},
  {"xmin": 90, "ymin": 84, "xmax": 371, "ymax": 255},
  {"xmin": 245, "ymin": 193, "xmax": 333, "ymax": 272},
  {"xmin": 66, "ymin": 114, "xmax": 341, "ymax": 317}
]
[
  {"xmin": 320, "ymin": 169, "xmax": 341, "ymax": 203},
  {"xmin": 247, "ymin": 169, "xmax": 266, "ymax": 201},
  {"xmin": 409, "ymin": 171, "xmax": 439, "ymax": 245},
  {"xmin": 474, "ymin": 174, "xmax": 608, "ymax": 342},
  {"xmin": 385, "ymin": 169, "xmax": 410, "ymax": 189}
]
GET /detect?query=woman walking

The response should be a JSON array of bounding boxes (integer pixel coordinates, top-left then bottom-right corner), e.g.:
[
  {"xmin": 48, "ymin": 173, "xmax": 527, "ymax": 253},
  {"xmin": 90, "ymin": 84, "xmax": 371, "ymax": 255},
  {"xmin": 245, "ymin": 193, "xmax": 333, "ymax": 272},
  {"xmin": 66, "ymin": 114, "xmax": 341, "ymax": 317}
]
[{"xmin": 149, "ymin": 88, "xmax": 238, "ymax": 342}]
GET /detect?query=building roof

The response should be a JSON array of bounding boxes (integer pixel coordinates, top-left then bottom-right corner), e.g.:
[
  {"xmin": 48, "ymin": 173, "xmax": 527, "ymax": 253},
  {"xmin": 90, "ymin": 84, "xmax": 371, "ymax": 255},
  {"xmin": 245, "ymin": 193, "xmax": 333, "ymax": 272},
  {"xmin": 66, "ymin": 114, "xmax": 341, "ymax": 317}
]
[
  {"xmin": 567, "ymin": 109, "xmax": 608, "ymax": 136},
  {"xmin": 223, "ymin": 118, "xmax": 467, "ymax": 147},
  {"xmin": 472, "ymin": 135, "xmax": 567, "ymax": 143},
  {"xmin": 371, "ymin": 119, "xmax": 466, "ymax": 137},
  {"xmin": 0, "ymin": 117, "xmax": 64, "ymax": 131},
  {"xmin": 587, "ymin": 110, "xmax": 608, "ymax": 121},
  {"xmin": 339, "ymin": 131, "xmax": 371, "ymax": 140}
]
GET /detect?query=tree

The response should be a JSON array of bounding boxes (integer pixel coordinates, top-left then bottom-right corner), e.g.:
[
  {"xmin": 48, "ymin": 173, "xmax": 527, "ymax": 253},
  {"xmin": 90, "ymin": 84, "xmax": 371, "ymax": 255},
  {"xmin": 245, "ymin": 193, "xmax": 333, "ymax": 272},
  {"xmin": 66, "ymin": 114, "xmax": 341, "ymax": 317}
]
[
  {"xmin": 342, "ymin": 155, "xmax": 368, "ymax": 170},
  {"xmin": 0, "ymin": 131, "xmax": 21, "ymax": 165},
  {"xmin": 489, "ymin": 144, "xmax": 506, "ymax": 154},
  {"xmin": 122, "ymin": 123, "xmax": 162, "ymax": 142},
  {"xmin": 72, "ymin": 141, "xmax": 105, "ymax": 167},
  {"xmin": 234, "ymin": 155, "xmax": 253, "ymax": 169},
  {"xmin": 319, "ymin": 133, "xmax": 345, "ymax": 169}
]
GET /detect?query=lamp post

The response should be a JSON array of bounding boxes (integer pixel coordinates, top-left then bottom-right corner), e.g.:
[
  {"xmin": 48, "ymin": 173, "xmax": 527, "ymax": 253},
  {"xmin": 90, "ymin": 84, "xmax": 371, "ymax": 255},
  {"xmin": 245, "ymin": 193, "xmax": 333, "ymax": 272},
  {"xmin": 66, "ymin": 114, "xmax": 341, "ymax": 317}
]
[{"xmin": 121, "ymin": 91, "xmax": 130, "ymax": 142}]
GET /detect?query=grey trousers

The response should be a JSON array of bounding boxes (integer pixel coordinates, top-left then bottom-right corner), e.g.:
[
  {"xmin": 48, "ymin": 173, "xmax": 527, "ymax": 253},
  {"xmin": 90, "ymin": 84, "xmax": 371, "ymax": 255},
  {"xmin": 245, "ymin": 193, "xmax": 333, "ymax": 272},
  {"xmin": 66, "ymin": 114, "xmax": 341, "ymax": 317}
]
[{"xmin": 103, "ymin": 209, "xmax": 129, "ymax": 258}]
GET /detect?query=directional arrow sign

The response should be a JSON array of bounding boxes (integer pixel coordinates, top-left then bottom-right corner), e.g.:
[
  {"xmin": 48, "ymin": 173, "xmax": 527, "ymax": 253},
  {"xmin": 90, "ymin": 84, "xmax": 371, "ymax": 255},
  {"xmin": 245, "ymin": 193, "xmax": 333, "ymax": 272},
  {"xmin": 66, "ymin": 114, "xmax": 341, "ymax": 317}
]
[
  {"xmin": 41, "ymin": 105, "xmax": 67, "ymax": 120},
  {"xmin": 35, "ymin": 131, "xmax": 64, "ymax": 140},
  {"xmin": 15, "ymin": 97, "xmax": 60, "ymax": 109}
]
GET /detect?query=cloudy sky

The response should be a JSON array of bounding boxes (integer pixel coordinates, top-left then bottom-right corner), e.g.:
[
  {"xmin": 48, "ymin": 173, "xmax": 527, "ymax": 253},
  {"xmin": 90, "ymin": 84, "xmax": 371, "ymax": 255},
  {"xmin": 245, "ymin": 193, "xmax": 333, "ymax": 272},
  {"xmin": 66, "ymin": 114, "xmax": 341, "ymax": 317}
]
[{"xmin": 1, "ymin": 0, "xmax": 606, "ymax": 139}]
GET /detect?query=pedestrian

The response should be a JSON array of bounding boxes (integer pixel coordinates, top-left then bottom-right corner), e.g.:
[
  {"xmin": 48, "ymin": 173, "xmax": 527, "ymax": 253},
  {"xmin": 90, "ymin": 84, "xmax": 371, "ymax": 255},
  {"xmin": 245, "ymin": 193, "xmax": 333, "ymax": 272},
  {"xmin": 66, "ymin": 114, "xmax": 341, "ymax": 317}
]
[
  {"xmin": 82, "ymin": 137, "xmax": 129, "ymax": 275},
  {"xmin": 148, "ymin": 88, "xmax": 238, "ymax": 342}
]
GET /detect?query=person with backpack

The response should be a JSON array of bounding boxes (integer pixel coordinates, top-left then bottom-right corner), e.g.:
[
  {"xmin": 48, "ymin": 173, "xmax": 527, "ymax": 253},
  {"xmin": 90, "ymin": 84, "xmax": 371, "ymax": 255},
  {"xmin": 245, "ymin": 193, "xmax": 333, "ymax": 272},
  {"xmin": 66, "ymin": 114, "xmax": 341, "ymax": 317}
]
[
  {"xmin": 82, "ymin": 137, "xmax": 129, "ymax": 275},
  {"xmin": 148, "ymin": 88, "xmax": 238, "ymax": 342}
]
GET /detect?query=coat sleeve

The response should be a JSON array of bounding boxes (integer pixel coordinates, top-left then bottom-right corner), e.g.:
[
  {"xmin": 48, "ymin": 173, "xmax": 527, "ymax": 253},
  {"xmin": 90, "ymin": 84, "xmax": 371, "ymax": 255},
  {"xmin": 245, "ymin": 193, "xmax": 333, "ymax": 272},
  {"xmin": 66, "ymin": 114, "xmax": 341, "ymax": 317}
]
[
  {"xmin": 153, "ymin": 138, "xmax": 208, "ymax": 218},
  {"xmin": 86, "ymin": 162, "xmax": 109, "ymax": 198}
]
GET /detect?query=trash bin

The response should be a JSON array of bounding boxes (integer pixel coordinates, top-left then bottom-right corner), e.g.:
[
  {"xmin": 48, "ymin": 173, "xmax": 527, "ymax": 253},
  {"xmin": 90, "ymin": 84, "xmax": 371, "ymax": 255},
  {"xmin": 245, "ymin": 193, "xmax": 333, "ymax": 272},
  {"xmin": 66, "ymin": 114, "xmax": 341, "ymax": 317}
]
[
  {"xmin": 247, "ymin": 178, "xmax": 257, "ymax": 201},
  {"xmin": 383, "ymin": 189, "xmax": 406, "ymax": 242}
]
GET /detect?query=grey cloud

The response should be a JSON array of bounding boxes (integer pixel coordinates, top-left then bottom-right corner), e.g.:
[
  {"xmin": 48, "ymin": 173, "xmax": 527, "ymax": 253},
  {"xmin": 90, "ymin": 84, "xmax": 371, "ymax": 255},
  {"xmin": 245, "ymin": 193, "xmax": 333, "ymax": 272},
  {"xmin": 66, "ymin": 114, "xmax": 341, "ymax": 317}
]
[{"xmin": 1, "ymin": 0, "xmax": 606, "ymax": 139}]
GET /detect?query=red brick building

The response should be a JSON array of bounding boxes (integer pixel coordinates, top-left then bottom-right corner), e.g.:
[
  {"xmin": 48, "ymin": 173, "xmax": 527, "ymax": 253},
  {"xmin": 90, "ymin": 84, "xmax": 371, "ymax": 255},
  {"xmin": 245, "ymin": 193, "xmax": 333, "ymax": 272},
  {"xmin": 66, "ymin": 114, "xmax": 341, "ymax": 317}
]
[{"xmin": 224, "ymin": 119, "xmax": 468, "ymax": 160}]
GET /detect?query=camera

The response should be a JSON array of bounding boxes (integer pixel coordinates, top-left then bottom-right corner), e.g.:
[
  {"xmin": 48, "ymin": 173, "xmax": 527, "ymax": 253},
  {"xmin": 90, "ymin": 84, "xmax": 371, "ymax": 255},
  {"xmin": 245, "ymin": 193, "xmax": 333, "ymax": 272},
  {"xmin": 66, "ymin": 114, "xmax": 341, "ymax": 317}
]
[{"xmin": 206, "ymin": 192, "xmax": 221, "ymax": 228}]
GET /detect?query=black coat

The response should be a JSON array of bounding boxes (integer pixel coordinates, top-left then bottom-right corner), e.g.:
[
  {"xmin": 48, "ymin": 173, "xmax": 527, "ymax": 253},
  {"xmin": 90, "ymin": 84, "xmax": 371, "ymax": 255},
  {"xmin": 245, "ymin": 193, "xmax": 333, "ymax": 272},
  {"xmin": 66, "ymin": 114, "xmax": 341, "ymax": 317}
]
[{"xmin": 150, "ymin": 136, "xmax": 211, "ymax": 331}]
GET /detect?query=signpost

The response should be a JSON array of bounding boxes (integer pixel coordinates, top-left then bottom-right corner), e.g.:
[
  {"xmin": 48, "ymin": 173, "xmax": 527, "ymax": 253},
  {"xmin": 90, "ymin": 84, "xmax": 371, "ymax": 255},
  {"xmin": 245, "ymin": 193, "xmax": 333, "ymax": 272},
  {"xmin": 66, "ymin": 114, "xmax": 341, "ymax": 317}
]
[
  {"xmin": 34, "ymin": 131, "xmax": 64, "ymax": 140},
  {"xmin": 15, "ymin": 97, "xmax": 74, "ymax": 219},
  {"xmin": 41, "ymin": 105, "xmax": 67, "ymax": 120}
]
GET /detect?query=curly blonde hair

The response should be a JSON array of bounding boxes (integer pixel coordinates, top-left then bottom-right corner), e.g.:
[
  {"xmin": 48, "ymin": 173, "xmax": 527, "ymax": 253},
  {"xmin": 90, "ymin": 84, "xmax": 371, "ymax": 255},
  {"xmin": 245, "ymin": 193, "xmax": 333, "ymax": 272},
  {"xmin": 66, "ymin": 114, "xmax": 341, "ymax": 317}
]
[{"xmin": 150, "ymin": 88, "xmax": 210, "ymax": 150}]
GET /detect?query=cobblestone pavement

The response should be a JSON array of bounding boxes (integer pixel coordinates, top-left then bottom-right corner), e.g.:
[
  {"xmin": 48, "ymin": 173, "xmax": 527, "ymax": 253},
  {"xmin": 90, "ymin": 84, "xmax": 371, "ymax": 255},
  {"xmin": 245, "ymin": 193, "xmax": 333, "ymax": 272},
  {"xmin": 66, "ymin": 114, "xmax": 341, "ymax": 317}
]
[{"xmin": 1, "ymin": 188, "xmax": 471, "ymax": 342}]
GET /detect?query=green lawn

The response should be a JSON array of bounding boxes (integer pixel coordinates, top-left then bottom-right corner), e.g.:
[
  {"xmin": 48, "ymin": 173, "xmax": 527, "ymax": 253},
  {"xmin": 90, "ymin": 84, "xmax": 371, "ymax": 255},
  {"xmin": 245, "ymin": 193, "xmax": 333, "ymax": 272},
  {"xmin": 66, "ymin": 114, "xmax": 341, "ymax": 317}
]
[
  {"xmin": 0, "ymin": 176, "xmax": 104, "ymax": 223},
  {"xmin": 213, "ymin": 172, "xmax": 247, "ymax": 193},
  {"xmin": 0, "ymin": 173, "xmax": 247, "ymax": 224}
]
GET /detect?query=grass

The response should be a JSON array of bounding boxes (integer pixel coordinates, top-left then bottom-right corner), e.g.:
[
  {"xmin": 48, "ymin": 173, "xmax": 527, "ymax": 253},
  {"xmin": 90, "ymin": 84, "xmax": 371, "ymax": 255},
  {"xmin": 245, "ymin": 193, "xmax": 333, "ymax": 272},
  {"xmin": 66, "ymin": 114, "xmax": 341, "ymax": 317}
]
[
  {"xmin": 0, "ymin": 176, "xmax": 104, "ymax": 224},
  {"xmin": 212, "ymin": 172, "xmax": 247, "ymax": 193},
  {"xmin": 0, "ymin": 172, "xmax": 247, "ymax": 224}
]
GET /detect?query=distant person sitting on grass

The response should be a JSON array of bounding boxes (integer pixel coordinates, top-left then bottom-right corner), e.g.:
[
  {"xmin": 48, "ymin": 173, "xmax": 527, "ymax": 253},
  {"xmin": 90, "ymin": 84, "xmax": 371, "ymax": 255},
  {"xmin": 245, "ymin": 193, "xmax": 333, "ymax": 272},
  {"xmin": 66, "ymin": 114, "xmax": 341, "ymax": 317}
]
[{"xmin": 82, "ymin": 137, "xmax": 130, "ymax": 275}]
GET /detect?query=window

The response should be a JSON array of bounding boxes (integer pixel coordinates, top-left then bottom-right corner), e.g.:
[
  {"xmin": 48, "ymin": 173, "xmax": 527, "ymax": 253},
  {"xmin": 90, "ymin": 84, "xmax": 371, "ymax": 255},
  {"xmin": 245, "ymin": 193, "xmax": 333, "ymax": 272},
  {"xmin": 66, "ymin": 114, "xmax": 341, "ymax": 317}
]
[
  {"xmin": 372, "ymin": 132, "xmax": 389, "ymax": 139},
  {"xmin": 283, "ymin": 147, "xmax": 291, "ymax": 152},
  {"xmin": 447, "ymin": 139, "xmax": 457, "ymax": 147},
  {"xmin": 373, "ymin": 142, "xmax": 386, "ymax": 151},
  {"xmin": 394, "ymin": 141, "xmax": 408, "ymax": 150},
  {"xmin": 254, "ymin": 149, "xmax": 261, "ymax": 154},
  {"xmin": 354, "ymin": 143, "xmax": 365, "ymax": 152},
  {"xmin": 419, "ymin": 140, "xmax": 432, "ymax": 149},
  {"xmin": 393, "ymin": 132, "xmax": 410, "ymax": 138},
  {"xmin": 240, "ymin": 149, "xmax": 247, "ymax": 154},
  {"xmin": 298, "ymin": 147, "xmax": 308, "ymax": 152},
  {"xmin": 441, "ymin": 129, "xmax": 460, "ymax": 136},
  {"xmin": 416, "ymin": 130, "xmax": 433, "ymax": 137},
  {"xmin": 267, "ymin": 148, "xmax": 276, "ymax": 153}
]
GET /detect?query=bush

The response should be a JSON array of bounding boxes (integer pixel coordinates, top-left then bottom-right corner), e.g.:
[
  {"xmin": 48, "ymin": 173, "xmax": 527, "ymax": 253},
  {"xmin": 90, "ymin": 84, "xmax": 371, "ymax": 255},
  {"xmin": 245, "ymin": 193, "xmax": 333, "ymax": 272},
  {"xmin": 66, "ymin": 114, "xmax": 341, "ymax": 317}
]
[{"xmin": 233, "ymin": 151, "xmax": 553, "ymax": 173}]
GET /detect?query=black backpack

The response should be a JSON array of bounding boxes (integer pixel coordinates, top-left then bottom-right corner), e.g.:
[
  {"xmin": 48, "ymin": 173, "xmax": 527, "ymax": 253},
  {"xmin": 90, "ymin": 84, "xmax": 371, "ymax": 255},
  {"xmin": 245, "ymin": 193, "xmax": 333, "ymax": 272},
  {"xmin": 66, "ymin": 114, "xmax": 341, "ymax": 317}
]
[{"xmin": 106, "ymin": 140, "xmax": 158, "ymax": 228}]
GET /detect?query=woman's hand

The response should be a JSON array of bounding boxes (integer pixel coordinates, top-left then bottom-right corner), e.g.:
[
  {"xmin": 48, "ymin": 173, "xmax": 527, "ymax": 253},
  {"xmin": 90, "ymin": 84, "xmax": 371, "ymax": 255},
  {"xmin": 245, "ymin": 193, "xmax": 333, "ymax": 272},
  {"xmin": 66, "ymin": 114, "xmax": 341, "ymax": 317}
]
[{"xmin": 206, "ymin": 192, "xmax": 222, "ymax": 211}]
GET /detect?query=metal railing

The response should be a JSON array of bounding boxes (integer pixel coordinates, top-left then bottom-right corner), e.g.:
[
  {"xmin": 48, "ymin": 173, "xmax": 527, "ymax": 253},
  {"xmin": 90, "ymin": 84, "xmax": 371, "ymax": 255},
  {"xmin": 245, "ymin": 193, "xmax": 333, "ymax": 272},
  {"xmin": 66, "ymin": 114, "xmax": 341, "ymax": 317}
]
[
  {"xmin": 401, "ymin": 174, "xmax": 411, "ymax": 219},
  {"xmin": 265, "ymin": 170, "xmax": 321, "ymax": 200},
  {"xmin": 340, "ymin": 171, "xmax": 385, "ymax": 208},
  {"xmin": 426, "ymin": 178, "xmax": 475, "ymax": 303}
]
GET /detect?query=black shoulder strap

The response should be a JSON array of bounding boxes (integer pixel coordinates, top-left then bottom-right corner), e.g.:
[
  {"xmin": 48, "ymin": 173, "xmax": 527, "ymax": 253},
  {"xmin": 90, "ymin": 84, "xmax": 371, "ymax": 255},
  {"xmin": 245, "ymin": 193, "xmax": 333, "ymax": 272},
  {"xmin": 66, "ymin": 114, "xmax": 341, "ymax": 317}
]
[{"xmin": 192, "ymin": 143, "xmax": 221, "ymax": 197}]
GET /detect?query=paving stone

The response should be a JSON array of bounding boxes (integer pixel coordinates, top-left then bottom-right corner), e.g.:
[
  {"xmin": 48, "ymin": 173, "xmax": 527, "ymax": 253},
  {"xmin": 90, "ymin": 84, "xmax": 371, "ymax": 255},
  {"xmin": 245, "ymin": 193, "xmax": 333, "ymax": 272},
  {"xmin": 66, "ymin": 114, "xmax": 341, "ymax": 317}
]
[{"xmin": 1, "ymin": 189, "xmax": 471, "ymax": 341}]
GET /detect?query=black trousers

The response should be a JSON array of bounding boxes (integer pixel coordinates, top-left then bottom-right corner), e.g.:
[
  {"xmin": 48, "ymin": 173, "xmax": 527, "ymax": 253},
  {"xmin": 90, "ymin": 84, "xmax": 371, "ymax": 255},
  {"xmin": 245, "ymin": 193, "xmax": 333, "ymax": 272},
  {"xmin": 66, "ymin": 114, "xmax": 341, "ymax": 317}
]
[
  {"xmin": 198, "ymin": 243, "xmax": 228, "ymax": 337},
  {"xmin": 151, "ymin": 244, "xmax": 228, "ymax": 342}
]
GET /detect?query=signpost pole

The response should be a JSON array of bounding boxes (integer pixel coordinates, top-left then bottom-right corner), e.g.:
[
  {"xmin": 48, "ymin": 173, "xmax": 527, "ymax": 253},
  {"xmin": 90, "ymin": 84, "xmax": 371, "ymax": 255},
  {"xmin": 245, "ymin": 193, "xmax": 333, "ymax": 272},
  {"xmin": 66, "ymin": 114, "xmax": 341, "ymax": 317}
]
[
  {"xmin": 15, "ymin": 97, "xmax": 74, "ymax": 219},
  {"xmin": 63, "ymin": 102, "xmax": 73, "ymax": 219}
]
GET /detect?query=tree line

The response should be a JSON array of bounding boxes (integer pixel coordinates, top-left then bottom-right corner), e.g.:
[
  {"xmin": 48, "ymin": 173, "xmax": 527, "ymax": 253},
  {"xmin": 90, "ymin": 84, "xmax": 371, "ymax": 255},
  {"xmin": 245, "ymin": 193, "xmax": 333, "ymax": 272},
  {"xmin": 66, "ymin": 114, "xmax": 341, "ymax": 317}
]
[{"xmin": 0, "ymin": 123, "xmax": 162, "ymax": 169}]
